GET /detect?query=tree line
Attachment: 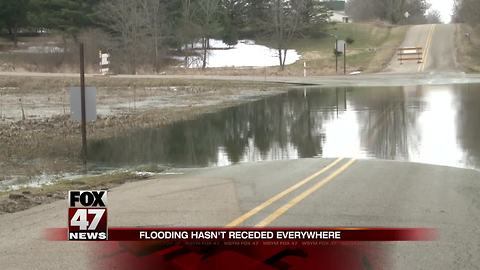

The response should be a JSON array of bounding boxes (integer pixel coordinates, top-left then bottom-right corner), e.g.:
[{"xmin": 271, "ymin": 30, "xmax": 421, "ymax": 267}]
[
  {"xmin": 0, "ymin": 0, "xmax": 440, "ymax": 73},
  {"xmin": 0, "ymin": 0, "xmax": 334, "ymax": 72},
  {"xmin": 346, "ymin": 0, "xmax": 440, "ymax": 24},
  {"xmin": 454, "ymin": 0, "xmax": 480, "ymax": 25}
]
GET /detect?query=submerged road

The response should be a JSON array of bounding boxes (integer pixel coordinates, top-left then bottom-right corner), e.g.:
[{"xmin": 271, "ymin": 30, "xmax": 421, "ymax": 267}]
[{"xmin": 0, "ymin": 159, "xmax": 479, "ymax": 269}]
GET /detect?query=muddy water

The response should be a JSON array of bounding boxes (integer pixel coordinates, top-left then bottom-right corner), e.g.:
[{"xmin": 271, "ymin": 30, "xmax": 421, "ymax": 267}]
[{"xmin": 88, "ymin": 84, "xmax": 480, "ymax": 171}]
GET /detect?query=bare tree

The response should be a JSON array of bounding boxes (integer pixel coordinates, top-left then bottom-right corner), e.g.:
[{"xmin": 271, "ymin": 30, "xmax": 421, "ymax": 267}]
[
  {"xmin": 140, "ymin": 0, "xmax": 166, "ymax": 72},
  {"xmin": 345, "ymin": 0, "xmax": 379, "ymax": 22},
  {"xmin": 179, "ymin": 0, "xmax": 200, "ymax": 67},
  {"xmin": 268, "ymin": 0, "xmax": 307, "ymax": 70},
  {"xmin": 346, "ymin": 0, "xmax": 430, "ymax": 24},
  {"xmin": 100, "ymin": 0, "xmax": 149, "ymax": 74},
  {"xmin": 195, "ymin": 0, "xmax": 221, "ymax": 69},
  {"xmin": 426, "ymin": 10, "xmax": 442, "ymax": 24},
  {"xmin": 455, "ymin": 0, "xmax": 480, "ymax": 25}
]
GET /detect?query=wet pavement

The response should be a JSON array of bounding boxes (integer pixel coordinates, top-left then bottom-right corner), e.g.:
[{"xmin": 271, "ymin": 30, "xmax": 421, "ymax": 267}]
[{"xmin": 88, "ymin": 84, "xmax": 480, "ymax": 171}]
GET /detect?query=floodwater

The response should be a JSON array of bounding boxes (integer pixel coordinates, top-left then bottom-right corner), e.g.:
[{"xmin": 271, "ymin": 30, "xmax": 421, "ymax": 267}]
[{"xmin": 88, "ymin": 84, "xmax": 480, "ymax": 171}]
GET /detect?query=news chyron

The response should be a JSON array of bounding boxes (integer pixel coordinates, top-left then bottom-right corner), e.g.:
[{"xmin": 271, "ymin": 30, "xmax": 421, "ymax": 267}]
[{"xmin": 68, "ymin": 190, "xmax": 108, "ymax": 241}]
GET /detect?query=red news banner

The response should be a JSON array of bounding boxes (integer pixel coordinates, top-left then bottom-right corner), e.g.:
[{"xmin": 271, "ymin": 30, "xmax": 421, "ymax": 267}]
[
  {"xmin": 45, "ymin": 227, "xmax": 437, "ymax": 270},
  {"xmin": 49, "ymin": 191, "xmax": 438, "ymax": 269},
  {"xmin": 59, "ymin": 190, "xmax": 437, "ymax": 243}
]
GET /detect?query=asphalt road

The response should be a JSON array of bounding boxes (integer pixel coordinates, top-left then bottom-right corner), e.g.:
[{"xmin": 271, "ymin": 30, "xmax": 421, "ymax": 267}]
[
  {"xmin": 2, "ymin": 70, "xmax": 480, "ymax": 88},
  {"xmin": 0, "ymin": 159, "xmax": 479, "ymax": 269},
  {"xmin": 385, "ymin": 24, "xmax": 457, "ymax": 73},
  {"xmin": 424, "ymin": 24, "xmax": 458, "ymax": 72}
]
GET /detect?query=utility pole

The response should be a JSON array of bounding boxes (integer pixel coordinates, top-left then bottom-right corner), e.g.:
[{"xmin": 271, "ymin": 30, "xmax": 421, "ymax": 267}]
[
  {"xmin": 344, "ymin": 42, "xmax": 347, "ymax": 75},
  {"xmin": 79, "ymin": 43, "xmax": 87, "ymax": 166},
  {"xmin": 335, "ymin": 39, "xmax": 338, "ymax": 73}
]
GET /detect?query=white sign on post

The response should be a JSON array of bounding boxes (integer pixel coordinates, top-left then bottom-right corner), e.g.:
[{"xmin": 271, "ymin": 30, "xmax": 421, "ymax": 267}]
[
  {"xmin": 69, "ymin": 87, "xmax": 97, "ymax": 122},
  {"xmin": 100, "ymin": 54, "xmax": 109, "ymax": 65},
  {"xmin": 336, "ymin": 40, "xmax": 346, "ymax": 53},
  {"xmin": 99, "ymin": 51, "xmax": 110, "ymax": 75}
]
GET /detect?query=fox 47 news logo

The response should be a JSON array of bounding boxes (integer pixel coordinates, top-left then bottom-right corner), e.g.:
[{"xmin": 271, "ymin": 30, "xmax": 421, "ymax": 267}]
[{"xmin": 68, "ymin": 190, "xmax": 108, "ymax": 241}]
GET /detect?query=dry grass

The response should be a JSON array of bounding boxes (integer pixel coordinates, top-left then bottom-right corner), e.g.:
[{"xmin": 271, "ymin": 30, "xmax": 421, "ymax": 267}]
[
  {"xmin": 0, "ymin": 171, "xmax": 156, "ymax": 213},
  {"xmin": 0, "ymin": 75, "xmax": 284, "ymax": 183},
  {"xmin": 456, "ymin": 24, "xmax": 480, "ymax": 73},
  {"xmin": 0, "ymin": 75, "xmax": 274, "ymax": 89}
]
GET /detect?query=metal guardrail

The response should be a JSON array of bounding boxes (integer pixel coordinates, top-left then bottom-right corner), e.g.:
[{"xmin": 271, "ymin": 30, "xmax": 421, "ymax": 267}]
[{"xmin": 397, "ymin": 47, "xmax": 423, "ymax": 64}]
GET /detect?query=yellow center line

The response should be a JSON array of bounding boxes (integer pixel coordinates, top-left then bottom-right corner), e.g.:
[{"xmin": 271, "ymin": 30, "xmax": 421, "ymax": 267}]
[
  {"xmin": 225, "ymin": 157, "xmax": 344, "ymax": 227},
  {"xmin": 255, "ymin": 159, "xmax": 357, "ymax": 227},
  {"xmin": 417, "ymin": 25, "xmax": 433, "ymax": 72},
  {"xmin": 418, "ymin": 25, "xmax": 436, "ymax": 72}
]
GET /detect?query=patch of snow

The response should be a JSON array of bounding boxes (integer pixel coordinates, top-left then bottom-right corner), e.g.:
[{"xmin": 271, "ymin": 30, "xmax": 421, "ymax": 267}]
[
  {"xmin": 179, "ymin": 39, "xmax": 301, "ymax": 68},
  {"xmin": 186, "ymin": 39, "xmax": 233, "ymax": 49},
  {"xmin": 13, "ymin": 46, "xmax": 64, "ymax": 54},
  {"xmin": 134, "ymin": 171, "xmax": 155, "ymax": 179},
  {"xmin": 330, "ymin": 11, "xmax": 349, "ymax": 23}
]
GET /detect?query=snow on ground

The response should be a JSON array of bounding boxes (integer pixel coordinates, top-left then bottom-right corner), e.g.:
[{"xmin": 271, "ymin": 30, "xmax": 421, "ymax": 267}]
[
  {"xmin": 10, "ymin": 46, "xmax": 64, "ymax": 54},
  {"xmin": 330, "ymin": 11, "xmax": 349, "ymax": 23},
  {"xmin": 180, "ymin": 39, "xmax": 301, "ymax": 68}
]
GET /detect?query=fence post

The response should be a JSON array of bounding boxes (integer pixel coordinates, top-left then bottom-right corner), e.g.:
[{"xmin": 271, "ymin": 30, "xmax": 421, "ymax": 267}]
[{"xmin": 80, "ymin": 43, "xmax": 87, "ymax": 166}]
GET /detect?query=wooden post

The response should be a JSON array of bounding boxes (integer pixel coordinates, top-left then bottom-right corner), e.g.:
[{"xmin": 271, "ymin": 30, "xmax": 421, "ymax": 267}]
[
  {"xmin": 79, "ymin": 43, "xmax": 87, "ymax": 165},
  {"xmin": 335, "ymin": 39, "xmax": 338, "ymax": 73}
]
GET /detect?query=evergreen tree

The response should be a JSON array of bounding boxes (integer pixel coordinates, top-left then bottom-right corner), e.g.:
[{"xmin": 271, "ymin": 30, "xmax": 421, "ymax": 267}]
[
  {"xmin": 0, "ymin": 0, "xmax": 31, "ymax": 46},
  {"xmin": 29, "ymin": 0, "xmax": 98, "ymax": 40},
  {"xmin": 219, "ymin": 0, "xmax": 247, "ymax": 45}
]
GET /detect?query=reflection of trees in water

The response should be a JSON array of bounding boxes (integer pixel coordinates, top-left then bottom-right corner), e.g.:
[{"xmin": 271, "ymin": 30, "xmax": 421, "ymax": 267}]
[
  {"xmin": 347, "ymin": 86, "xmax": 419, "ymax": 160},
  {"xmin": 349, "ymin": 84, "xmax": 480, "ymax": 170},
  {"xmin": 453, "ymin": 84, "xmax": 480, "ymax": 168},
  {"xmin": 88, "ymin": 89, "xmax": 337, "ymax": 167},
  {"xmin": 290, "ymin": 90, "xmax": 329, "ymax": 157},
  {"xmin": 87, "ymin": 85, "xmax": 480, "ymax": 170}
]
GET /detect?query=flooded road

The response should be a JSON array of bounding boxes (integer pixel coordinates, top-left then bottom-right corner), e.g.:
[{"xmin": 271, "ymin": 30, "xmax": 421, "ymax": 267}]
[{"xmin": 88, "ymin": 84, "xmax": 480, "ymax": 171}]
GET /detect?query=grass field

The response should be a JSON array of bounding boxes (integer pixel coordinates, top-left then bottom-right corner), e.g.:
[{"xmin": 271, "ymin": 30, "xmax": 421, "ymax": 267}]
[
  {"xmin": 456, "ymin": 24, "xmax": 480, "ymax": 73},
  {"xmin": 280, "ymin": 22, "xmax": 408, "ymax": 75}
]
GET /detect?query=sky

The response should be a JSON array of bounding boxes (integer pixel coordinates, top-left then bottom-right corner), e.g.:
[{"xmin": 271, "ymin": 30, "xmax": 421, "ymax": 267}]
[{"xmin": 428, "ymin": 0, "xmax": 454, "ymax": 23}]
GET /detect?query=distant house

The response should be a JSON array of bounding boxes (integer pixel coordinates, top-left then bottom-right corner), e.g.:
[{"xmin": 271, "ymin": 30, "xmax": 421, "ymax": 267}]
[
  {"xmin": 322, "ymin": 0, "xmax": 345, "ymax": 11},
  {"xmin": 322, "ymin": 0, "xmax": 350, "ymax": 23}
]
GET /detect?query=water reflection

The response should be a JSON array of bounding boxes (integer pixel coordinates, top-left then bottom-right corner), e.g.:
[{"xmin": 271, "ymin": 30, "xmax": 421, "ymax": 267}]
[{"xmin": 88, "ymin": 84, "xmax": 480, "ymax": 170}]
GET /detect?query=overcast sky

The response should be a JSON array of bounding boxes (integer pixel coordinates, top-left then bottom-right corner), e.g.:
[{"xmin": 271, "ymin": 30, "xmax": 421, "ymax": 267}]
[{"xmin": 428, "ymin": 0, "xmax": 454, "ymax": 23}]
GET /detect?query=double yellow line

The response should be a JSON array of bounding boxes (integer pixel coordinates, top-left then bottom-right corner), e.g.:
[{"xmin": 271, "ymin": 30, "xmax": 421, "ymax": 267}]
[
  {"xmin": 226, "ymin": 158, "xmax": 356, "ymax": 227},
  {"xmin": 418, "ymin": 24, "xmax": 436, "ymax": 72}
]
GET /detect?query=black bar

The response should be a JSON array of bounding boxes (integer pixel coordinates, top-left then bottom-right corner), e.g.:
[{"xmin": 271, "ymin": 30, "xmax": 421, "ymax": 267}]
[
  {"xmin": 335, "ymin": 39, "xmax": 338, "ymax": 73},
  {"xmin": 343, "ymin": 43, "xmax": 346, "ymax": 75},
  {"xmin": 398, "ymin": 57, "xmax": 422, "ymax": 61},
  {"xmin": 79, "ymin": 43, "xmax": 87, "ymax": 165},
  {"xmin": 336, "ymin": 88, "xmax": 339, "ymax": 117}
]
